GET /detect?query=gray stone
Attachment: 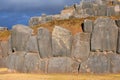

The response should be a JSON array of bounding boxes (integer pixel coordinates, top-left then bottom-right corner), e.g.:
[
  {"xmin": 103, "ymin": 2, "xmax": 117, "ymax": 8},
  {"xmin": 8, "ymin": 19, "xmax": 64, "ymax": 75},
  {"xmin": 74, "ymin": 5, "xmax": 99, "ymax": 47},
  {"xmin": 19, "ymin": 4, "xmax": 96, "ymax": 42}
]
[
  {"xmin": 117, "ymin": 28, "xmax": 120, "ymax": 53},
  {"xmin": 39, "ymin": 59, "xmax": 47, "ymax": 73},
  {"xmin": 48, "ymin": 57, "xmax": 79, "ymax": 73},
  {"xmin": 107, "ymin": 6, "xmax": 115, "ymax": 16},
  {"xmin": 26, "ymin": 36, "xmax": 38, "ymax": 53},
  {"xmin": 80, "ymin": 52, "xmax": 110, "ymax": 73},
  {"xmin": 52, "ymin": 26, "xmax": 72, "ymax": 57},
  {"xmin": 107, "ymin": 53, "xmax": 120, "ymax": 73},
  {"xmin": 80, "ymin": 2, "xmax": 93, "ymax": 9},
  {"xmin": 0, "ymin": 41, "xmax": 9, "ymax": 57},
  {"xmin": 29, "ymin": 17, "xmax": 41, "ymax": 26},
  {"xmin": 91, "ymin": 17, "xmax": 118, "ymax": 52},
  {"xmin": 97, "ymin": 4, "xmax": 107, "ymax": 16},
  {"xmin": 11, "ymin": 25, "xmax": 33, "ymax": 51},
  {"xmin": 72, "ymin": 32, "xmax": 90, "ymax": 62},
  {"xmin": 6, "ymin": 52, "xmax": 26, "ymax": 72},
  {"xmin": 24, "ymin": 53, "xmax": 40, "ymax": 73},
  {"xmin": 86, "ymin": 8, "xmax": 95, "ymax": 16},
  {"xmin": 37, "ymin": 27, "xmax": 52, "ymax": 58},
  {"xmin": 84, "ymin": 19, "xmax": 93, "ymax": 33},
  {"xmin": 0, "ymin": 57, "xmax": 7, "ymax": 68},
  {"xmin": 115, "ymin": 19, "xmax": 120, "ymax": 27}
]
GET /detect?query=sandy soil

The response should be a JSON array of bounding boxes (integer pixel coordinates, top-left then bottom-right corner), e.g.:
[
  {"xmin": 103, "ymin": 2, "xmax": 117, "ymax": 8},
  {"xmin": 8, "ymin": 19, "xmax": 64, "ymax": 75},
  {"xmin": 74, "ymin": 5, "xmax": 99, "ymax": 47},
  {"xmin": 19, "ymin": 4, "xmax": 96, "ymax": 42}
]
[{"xmin": 0, "ymin": 68, "xmax": 120, "ymax": 80}]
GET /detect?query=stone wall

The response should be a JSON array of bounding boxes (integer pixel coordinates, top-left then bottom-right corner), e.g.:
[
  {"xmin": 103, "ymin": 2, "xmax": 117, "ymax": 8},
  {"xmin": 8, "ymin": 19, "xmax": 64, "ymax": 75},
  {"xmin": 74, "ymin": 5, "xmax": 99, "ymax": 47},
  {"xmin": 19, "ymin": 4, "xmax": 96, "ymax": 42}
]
[
  {"xmin": 1, "ymin": 17, "xmax": 120, "ymax": 73},
  {"xmin": 29, "ymin": 0, "xmax": 120, "ymax": 26}
]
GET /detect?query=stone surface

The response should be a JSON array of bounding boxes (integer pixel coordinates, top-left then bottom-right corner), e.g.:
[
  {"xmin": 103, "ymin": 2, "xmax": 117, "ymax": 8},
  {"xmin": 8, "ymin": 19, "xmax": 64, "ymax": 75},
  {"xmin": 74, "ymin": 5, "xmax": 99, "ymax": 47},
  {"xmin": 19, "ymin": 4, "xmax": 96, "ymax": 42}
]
[
  {"xmin": 6, "ymin": 52, "xmax": 26, "ymax": 72},
  {"xmin": 115, "ymin": 19, "xmax": 120, "ymax": 27},
  {"xmin": 72, "ymin": 32, "xmax": 90, "ymax": 62},
  {"xmin": 107, "ymin": 6, "xmax": 115, "ymax": 16},
  {"xmin": 117, "ymin": 28, "xmax": 120, "ymax": 53},
  {"xmin": 84, "ymin": 19, "xmax": 93, "ymax": 33},
  {"xmin": 37, "ymin": 27, "xmax": 52, "ymax": 58},
  {"xmin": 0, "ymin": 57, "xmax": 7, "ymax": 68},
  {"xmin": 107, "ymin": 53, "xmax": 120, "ymax": 73},
  {"xmin": 48, "ymin": 57, "xmax": 79, "ymax": 73},
  {"xmin": 91, "ymin": 17, "xmax": 118, "ymax": 52},
  {"xmin": 26, "ymin": 36, "xmax": 38, "ymax": 53},
  {"xmin": 11, "ymin": 25, "xmax": 33, "ymax": 51},
  {"xmin": 0, "ymin": 41, "xmax": 9, "ymax": 57},
  {"xmin": 97, "ymin": 4, "xmax": 107, "ymax": 16},
  {"xmin": 52, "ymin": 26, "xmax": 72, "ymax": 57},
  {"xmin": 80, "ymin": 52, "xmax": 110, "ymax": 73},
  {"xmin": 23, "ymin": 53, "xmax": 40, "ymax": 73}
]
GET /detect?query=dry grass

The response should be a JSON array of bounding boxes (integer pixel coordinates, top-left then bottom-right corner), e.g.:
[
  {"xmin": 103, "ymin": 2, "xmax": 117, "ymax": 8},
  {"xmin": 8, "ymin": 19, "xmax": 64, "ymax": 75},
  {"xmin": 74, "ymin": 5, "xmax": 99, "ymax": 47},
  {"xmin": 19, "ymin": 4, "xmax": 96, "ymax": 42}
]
[
  {"xmin": 32, "ymin": 15, "xmax": 120, "ymax": 35},
  {"xmin": 0, "ymin": 68, "xmax": 120, "ymax": 80},
  {"xmin": 32, "ymin": 17, "xmax": 97, "ymax": 35},
  {"xmin": 0, "ymin": 30, "xmax": 11, "ymax": 41}
]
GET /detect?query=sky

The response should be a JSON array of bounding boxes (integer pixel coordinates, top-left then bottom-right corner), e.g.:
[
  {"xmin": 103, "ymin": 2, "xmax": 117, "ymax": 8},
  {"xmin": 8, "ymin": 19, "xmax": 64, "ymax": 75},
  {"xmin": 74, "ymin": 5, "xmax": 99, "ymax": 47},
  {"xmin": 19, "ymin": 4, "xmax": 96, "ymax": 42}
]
[{"xmin": 0, "ymin": 0, "xmax": 80, "ymax": 29}]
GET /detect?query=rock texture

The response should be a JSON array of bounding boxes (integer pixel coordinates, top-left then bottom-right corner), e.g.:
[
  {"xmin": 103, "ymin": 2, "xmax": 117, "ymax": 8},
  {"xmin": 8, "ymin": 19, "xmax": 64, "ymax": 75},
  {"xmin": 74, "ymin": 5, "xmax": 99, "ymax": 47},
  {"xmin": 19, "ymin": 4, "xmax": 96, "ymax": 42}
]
[
  {"xmin": 11, "ymin": 25, "xmax": 33, "ymax": 51},
  {"xmin": 72, "ymin": 32, "xmax": 90, "ymax": 62},
  {"xmin": 37, "ymin": 27, "xmax": 52, "ymax": 58},
  {"xmin": 52, "ymin": 26, "xmax": 72, "ymax": 57},
  {"xmin": 91, "ymin": 17, "xmax": 118, "ymax": 52}
]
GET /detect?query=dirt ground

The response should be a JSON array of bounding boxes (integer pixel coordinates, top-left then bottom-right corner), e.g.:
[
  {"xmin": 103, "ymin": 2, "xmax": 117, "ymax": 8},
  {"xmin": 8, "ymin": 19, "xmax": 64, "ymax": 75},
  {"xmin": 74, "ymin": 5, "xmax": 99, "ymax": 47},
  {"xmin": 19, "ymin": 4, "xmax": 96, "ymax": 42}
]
[{"xmin": 0, "ymin": 68, "xmax": 120, "ymax": 80}]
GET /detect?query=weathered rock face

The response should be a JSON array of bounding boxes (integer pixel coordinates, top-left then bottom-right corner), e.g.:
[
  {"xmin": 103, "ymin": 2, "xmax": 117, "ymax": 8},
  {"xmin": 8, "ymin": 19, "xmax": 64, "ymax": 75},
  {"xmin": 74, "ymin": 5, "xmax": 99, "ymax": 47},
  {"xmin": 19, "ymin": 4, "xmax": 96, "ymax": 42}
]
[
  {"xmin": 6, "ymin": 52, "xmax": 26, "ymax": 72},
  {"xmin": 72, "ymin": 32, "xmax": 90, "ymax": 62},
  {"xmin": 107, "ymin": 6, "xmax": 115, "ymax": 16},
  {"xmin": 6, "ymin": 52, "xmax": 40, "ymax": 73},
  {"xmin": 117, "ymin": 29, "xmax": 120, "ymax": 53},
  {"xmin": 83, "ymin": 19, "xmax": 93, "ymax": 33},
  {"xmin": 0, "ymin": 41, "xmax": 9, "ymax": 57},
  {"xmin": 23, "ymin": 53, "xmax": 40, "ymax": 73},
  {"xmin": 91, "ymin": 17, "xmax": 118, "ymax": 52},
  {"xmin": 97, "ymin": 4, "xmax": 107, "ymax": 16},
  {"xmin": 115, "ymin": 19, "xmax": 120, "ymax": 27},
  {"xmin": 26, "ymin": 36, "xmax": 38, "ymax": 53},
  {"xmin": 52, "ymin": 26, "xmax": 72, "ymax": 57},
  {"xmin": 37, "ymin": 27, "xmax": 52, "ymax": 58},
  {"xmin": 48, "ymin": 57, "xmax": 79, "ymax": 73},
  {"xmin": 80, "ymin": 52, "xmax": 110, "ymax": 73},
  {"xmin": 11, "ymin": 25, "xmax": 33, "ymax": 51},
  {"xmin": 108, "ymin": 53, "xmax": 120, "ymax": 73}
]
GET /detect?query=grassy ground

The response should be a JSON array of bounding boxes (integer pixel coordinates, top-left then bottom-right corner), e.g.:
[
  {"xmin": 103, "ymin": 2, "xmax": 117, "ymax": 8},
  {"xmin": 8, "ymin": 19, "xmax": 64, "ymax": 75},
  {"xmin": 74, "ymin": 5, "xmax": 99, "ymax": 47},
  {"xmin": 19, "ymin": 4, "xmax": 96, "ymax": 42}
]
[{"xmin": 0, "ymin": 68, "xmax": 120, "ymax": 80}]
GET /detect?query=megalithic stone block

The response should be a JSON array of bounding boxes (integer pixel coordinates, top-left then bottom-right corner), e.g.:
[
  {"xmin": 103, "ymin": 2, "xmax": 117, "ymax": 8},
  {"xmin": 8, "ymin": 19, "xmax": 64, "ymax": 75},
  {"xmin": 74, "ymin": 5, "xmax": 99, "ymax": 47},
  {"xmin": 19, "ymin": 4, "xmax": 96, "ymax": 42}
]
[
  {"xmin": 48, "ymin": 57, "xmax": 79, "ymax": 73},
  {"xmin": 37, "ymin": 27, "xmax": 52, "ymax": 58},
  {"xmin": 80, "ymin": 52, "xmax": 110, "ymax": 73},
  {"xmin": 11, "ymin": 25, "xmax": 33, "ymax": 51},
  {"xmin": 84, "ymin": 19, "xmax": 93, "ymax": 33},
  {"xmin": 72, "ymin": 32, "xmax": 90, "ymax": 62},
  {"xmin": 91, "ymin": 17, "xmax": 118, "ymax": 52},
  {"xmin": 52, "ymin": 26, "xmax": 72, "ymax": 57}
]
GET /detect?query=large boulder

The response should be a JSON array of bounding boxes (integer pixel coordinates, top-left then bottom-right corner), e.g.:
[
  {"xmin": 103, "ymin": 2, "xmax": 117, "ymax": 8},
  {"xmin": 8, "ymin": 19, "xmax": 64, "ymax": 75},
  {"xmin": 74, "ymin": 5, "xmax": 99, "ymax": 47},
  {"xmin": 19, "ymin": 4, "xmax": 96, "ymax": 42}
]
[
  {"xmin": 83, "ymin": 19, "xmax": 93, "ymax": 33},
  {"xmin": 11, "ymin": 25, "xmax": 33, "ymax": 51},
  {"xmin": 23, "ymin": 53, "xmax": 40, "ymax": 73},
  {"xmin": 52, "ymin": 26, "xmax": 72, "ymax": 57},
  {"xmin": 72, "ymin": 32, "xmax": 90, "ymax": 62},
  {"xmin": 37, "ymin": 27, "xmax": 52, "ymax": 58},
  {"xmin": 91, "ymin": 17, "xmax": 118, "ymax": 52},
  {"xmin": 107, "ymin": 53, "xmax": 120, "ymax": 73},
  {"xmin": 107, "ymin": 6, "xmax": 115, "ymax": 16},
  {"xmin": 48, "ymin": 57, "xmax": 79, "ymax": 73},
  {"xmin": 6, "ymin": 52, "xmax": 26, "ymax": 72},
  {"xmin": 26, "ymin": 36, "xmax": 38, "ymax": 53},
  {"xmin": 97, "ymin": 4, "xmax": 107, "ymax": 16},
  {"xmin": 80, "ymin": 52, "xmax": 110, "ymax": 73}
]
